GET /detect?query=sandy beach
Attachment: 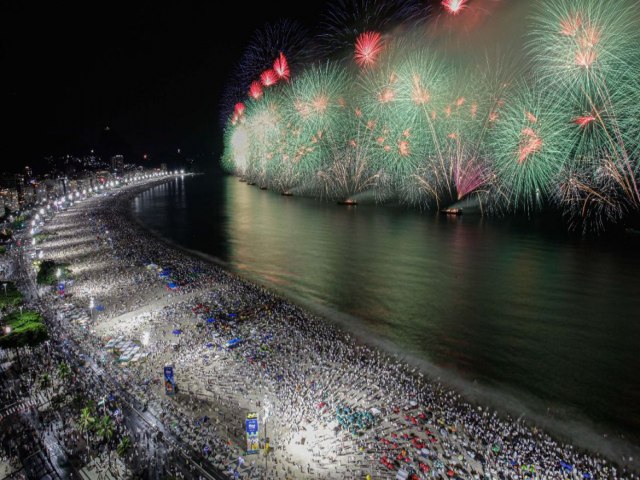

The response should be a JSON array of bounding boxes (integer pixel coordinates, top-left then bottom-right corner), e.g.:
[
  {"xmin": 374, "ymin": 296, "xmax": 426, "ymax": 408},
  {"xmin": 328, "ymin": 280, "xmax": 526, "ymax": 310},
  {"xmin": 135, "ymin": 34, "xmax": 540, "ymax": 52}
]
[{"xmin": 34, "ymin": 176, "xmax": 638, "ymax": 479}]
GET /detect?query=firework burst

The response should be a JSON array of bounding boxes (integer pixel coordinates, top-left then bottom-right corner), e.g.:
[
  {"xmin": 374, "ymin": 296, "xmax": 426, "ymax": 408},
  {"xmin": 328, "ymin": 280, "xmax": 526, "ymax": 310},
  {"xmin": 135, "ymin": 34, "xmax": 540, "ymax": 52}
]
[
  {"xmin": 316, "ymin": 0, "xmax": 427, "ymax": 62},
  {"xmin": 220, "ymin": 0, "xmax": 640, "ymax": 232},
  {"xmin": 488, "ymin": 84, "xmax": 570, "ymax": 212},
  {"xmin": 442, "ymin": 0, "xmax": 468, "ymax": 16},
  {"xmin": 219, "ymin": 19, "xmax": 311, "ymax": 126},
  {"xmin": 354, "ymin": 31, "xmax": 385, "ymax": 69},
  {"xmin": 528, "ymin": 0, "xmax": 640, "ymax": 91},
  {"xmin": 281, "ymin": 62, "xmax": 352, "ymax": 194}
]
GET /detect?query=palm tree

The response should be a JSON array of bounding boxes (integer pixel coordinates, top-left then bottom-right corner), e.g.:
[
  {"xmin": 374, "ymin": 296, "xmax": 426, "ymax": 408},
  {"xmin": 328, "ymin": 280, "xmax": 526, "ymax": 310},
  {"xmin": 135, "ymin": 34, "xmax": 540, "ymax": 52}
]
[
  {"xmin": 79, "ymin": 406, "xmax": 95, "ymax": 454},
  {"xmin": 116, "ymin": 435, "xmax": 131, "ymax": 457},
  {"xmin": 39, "ymin": 373, "xmax": 51, "ymax": 390},
  {"xmin": 58, "ymin": 362, "xmax": 71, "ymax": 391},
  {"xmin": 57, "ymin": 361, "xmax": 71, "ymax": 382},
  {"xmin": 96, "ymin": 415, "xmax": 115, "ymax": 467}
]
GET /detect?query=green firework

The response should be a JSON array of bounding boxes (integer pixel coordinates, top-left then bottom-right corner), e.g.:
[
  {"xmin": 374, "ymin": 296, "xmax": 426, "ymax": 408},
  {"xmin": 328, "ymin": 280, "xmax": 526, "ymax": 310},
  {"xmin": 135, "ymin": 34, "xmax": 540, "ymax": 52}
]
[
  {"xmin": 528, "ymin": 0, "xmax": 640, "ymax": 92},
  {"xmin": 282, "ymin": 61, "xmax": 352, "ymax": 193},
  {"xmin": 488, "ymin": 82, "xmax": 571, "ymax": 212}
]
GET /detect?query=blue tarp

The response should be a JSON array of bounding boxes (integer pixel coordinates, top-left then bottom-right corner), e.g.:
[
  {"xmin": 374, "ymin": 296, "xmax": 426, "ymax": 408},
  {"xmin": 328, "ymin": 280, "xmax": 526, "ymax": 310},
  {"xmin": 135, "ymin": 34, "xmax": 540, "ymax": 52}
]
[
  {"xmin": 172, "ymin": 329, "xmax": 182, "ymax": 335},
  {"xmin": 560, "ymin": 462, "xmax": 574, "ymax": 472},
  {"xmin": 96, "ymin": 305, "xmax": 105, "ymax": 311},
  {"xmin": 206, "ymin": 317, "xmax": 216, "ymax": 323},
  {"xmin": 225, "ymin": 338, "xmax": 242, "ymax": 348},
  {"xmin": 167, "ymin": 283, "xmax": 177, "ymax": 289},
  {"xmin": 206, "ymin": 342, "xmax": 214, "ymax": 348}
]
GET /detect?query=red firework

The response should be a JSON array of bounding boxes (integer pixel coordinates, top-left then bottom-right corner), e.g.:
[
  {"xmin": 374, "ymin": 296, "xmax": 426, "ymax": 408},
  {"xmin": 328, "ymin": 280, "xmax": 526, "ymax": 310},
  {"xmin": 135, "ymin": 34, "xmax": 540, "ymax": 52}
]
[
  {"xmin": 273, "ymin": 52, "xmax": 290, "ymax": 81},
  {"xmin": 559, "ymin": 13, "xmax": 582, "ymax": 36},
  {"xmin": 378, "ymin": 87, "xmax": 395, "ymax": 103},
  {"xmin": 354, "ymin": 31, "xmax": 383, "ymax": 68},
  {"xmin": 518, "ymin": 128, "xmax": 543, "ymax": 164},
  {"xmin": 573, "ymin": 115, "xmax": 596, "ymax": 127},
  {"xmin": 234, "ymin": 102, "xmax": 245, "ymax": 116},
  {"xmin": 398, "ymin": 140, "xmax": 410, "ymax": 157},
  {"xmin": 411, "ymin": 75, "xmax": 431, "ymax": 105},
  {"xmin": 260, "ymin": 69, "xmax": 278, "ymax": 87},
  {"xmin": 442, "ymin": 0, "xmax": 468, "ymax": 15},
  {"xmin": 249, "ymin": 81, "xmax": 263, "ymax": 100}
]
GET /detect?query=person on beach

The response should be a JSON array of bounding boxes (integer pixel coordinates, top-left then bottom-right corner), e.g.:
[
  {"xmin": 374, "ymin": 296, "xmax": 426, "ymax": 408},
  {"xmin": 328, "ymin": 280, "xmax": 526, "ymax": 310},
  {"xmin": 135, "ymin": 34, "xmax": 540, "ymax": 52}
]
[{"xmin": 8, "ymin": 174, "xmax": 636, "ymax": 480}]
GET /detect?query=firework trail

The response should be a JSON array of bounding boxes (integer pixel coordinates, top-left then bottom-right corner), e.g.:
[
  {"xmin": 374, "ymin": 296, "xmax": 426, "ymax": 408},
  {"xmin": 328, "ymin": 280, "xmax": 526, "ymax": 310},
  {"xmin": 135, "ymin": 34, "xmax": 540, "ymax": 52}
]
[
  {"xmin": 315, "ymin": 0, "xmax": 428, "ymax": 62},
  {"xmin": 282, "ymin": 62, "xmax": 353, "ymax": 195},
  {"xmin": 219, "ymin": 19, "xmax": 311, "ymax": 125},
  {"xmin": 528, "ymin": 0, "xmax": 640, "ymax": 91},
  {"xmin": 488, "ymin": 83, "xmax": 571, "ymax": 213}
]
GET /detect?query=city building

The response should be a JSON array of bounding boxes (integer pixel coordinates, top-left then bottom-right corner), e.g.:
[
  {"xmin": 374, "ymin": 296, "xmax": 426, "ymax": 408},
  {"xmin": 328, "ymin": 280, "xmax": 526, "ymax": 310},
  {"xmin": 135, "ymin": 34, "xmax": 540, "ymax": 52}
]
[{"xmin": 111, "ymin": 155, "xmax": 124, "ymax": 173}]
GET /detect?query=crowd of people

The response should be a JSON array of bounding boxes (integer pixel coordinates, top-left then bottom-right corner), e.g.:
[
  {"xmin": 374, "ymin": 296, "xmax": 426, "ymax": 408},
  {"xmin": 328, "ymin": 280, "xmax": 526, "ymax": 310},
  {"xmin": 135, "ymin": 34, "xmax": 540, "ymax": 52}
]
[{"xmin": 4, "ymin": 176, "xmax": 638, "ymax": 479}]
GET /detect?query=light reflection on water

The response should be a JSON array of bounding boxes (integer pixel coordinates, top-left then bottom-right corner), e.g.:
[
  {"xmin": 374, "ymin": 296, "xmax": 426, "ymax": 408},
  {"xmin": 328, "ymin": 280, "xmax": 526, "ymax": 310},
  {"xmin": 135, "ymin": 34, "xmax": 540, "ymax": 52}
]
[{"xmin": 132, "ymin": 173, "xmax": 640, "ymax": 450}]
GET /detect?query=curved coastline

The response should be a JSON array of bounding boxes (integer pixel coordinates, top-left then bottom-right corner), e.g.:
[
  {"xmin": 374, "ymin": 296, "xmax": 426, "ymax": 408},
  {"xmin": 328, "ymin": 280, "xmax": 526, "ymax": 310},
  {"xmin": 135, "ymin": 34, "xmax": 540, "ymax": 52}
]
[{"xmin": 123, "ymin": 177, "xmax": 640, "ymax": 474}]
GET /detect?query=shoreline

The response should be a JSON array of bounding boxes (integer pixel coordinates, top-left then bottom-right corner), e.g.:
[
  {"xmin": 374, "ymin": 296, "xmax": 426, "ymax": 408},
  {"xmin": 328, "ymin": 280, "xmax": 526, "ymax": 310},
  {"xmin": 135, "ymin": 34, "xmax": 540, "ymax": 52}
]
[
  {"xmin": 40, "ymin": 178, "xmax": 638, "ymax": 478},
  {"xmin": 130, "ymin": 176, "xmax": 640, "ymax": 466}
]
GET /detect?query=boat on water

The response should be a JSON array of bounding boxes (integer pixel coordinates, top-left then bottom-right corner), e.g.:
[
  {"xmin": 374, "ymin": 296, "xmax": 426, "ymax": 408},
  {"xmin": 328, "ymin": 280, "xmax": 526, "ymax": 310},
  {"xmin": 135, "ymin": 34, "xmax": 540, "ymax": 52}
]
[
  {"xmin": 337, "ymin": 199, "xmax": 358, "ymax": 206},
  {"xmin": 440, "ymin": 207, "xmax": 462, "ymax": 215},
  {"xmin": 281, "ymin": 191, "xmax": 293, "ymax": 196},
  {"xmin": 260, "ymin": 186, "xmax": 268, "ymax": 190},
  {"xmin": 239, "ymin": 178, "xmax": 246, "ymax": 183},
  {"xmin": 247, "ymin": 182, "xmax": 256, "ymax": 186}
]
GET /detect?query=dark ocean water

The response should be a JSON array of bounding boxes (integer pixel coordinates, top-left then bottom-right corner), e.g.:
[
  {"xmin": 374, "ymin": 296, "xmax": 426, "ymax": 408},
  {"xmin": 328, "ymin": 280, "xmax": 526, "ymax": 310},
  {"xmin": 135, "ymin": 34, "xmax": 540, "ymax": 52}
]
[{"xmin": 132, "ymin": 173, "xmax": 640, "ymax": 457}]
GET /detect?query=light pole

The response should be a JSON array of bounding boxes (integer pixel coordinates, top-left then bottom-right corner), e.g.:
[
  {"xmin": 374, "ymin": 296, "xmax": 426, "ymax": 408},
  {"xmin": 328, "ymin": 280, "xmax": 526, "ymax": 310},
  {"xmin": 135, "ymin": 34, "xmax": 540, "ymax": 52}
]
[
  {"xmin": 89, "ymin": 297, "xmax": 95, "ymax": 319},
  {"xmin": 263, "ymin": 398, "xmax": 272, "ymax": 473}
]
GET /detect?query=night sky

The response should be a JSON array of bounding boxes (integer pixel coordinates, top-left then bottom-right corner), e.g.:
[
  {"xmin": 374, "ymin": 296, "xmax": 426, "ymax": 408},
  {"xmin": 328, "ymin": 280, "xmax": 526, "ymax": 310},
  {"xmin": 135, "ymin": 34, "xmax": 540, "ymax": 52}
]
[
  {"xmin": 0, "ymin": 0, "xmax": 329, "ymax": 173},
  {"xmin": 1, "ymin": 0, "xmax": 506, "ymax": 174}
]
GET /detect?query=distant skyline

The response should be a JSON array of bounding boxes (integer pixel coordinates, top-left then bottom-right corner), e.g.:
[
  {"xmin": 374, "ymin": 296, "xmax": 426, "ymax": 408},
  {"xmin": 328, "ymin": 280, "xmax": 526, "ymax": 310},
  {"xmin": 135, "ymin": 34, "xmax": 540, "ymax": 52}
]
[{"xmin": 0, "ymin": 0, "xmax": 332, "ymax": 173}]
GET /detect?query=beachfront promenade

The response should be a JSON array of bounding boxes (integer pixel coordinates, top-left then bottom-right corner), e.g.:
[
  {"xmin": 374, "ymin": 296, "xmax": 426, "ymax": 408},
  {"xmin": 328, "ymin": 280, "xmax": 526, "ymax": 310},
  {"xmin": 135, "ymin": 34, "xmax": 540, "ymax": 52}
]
[{"xmin": 1, "ymin": 175, "xmax": 638, "ymax": 479}]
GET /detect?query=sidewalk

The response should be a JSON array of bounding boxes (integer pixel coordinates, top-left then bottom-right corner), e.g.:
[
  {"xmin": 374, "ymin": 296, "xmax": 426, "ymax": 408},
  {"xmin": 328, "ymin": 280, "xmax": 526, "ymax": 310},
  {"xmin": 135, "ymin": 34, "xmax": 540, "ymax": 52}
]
[{"xmin": 78, "ymin": 452, "xmax": 128, "ymax": 480}]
